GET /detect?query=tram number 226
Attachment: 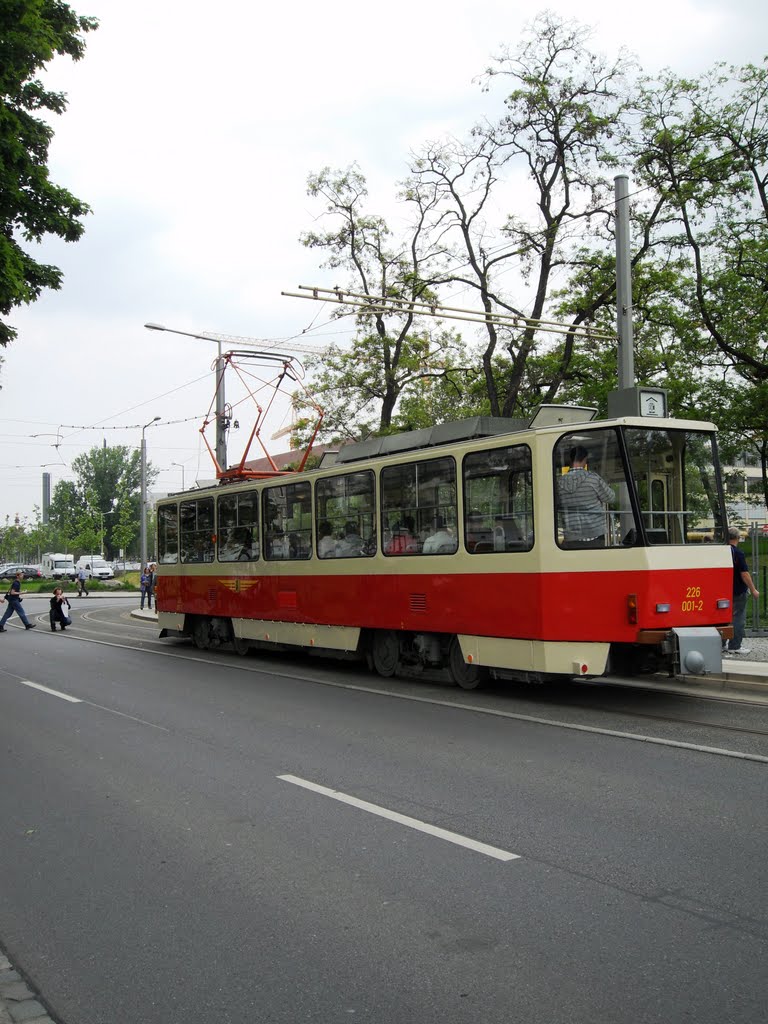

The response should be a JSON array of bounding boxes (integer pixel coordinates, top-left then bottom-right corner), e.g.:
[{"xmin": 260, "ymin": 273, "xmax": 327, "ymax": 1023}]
[{"xmin": 682, "ymin": 586, "xmax": 704, "ymax": 612}]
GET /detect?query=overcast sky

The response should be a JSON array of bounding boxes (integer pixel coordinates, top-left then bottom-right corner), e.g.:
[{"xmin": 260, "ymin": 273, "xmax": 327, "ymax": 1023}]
[{"xmin": 1, "ymin": 0, "xmax": 765, "ymax": 527}]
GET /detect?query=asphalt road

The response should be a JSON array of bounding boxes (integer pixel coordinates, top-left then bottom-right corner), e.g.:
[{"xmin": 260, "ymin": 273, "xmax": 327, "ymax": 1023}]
[{"xmin": 1, "ymin": 595, "xmax": 767, "ymax": 1024}]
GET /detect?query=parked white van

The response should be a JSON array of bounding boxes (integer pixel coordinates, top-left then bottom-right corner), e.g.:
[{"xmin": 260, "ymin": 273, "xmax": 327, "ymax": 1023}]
[
  {"xmin": 41, "ymin": 552, "xmax": 76, "ymax": 580},
  {"xmin": 75, "ymin": 555, "xmax": 115, "ymax": 580}
]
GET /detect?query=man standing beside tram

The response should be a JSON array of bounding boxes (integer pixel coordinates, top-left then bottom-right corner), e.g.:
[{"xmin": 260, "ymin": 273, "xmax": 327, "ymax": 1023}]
[{"xmin": 724, "ymin": 526, "xmax": 760, "ymax": 656}]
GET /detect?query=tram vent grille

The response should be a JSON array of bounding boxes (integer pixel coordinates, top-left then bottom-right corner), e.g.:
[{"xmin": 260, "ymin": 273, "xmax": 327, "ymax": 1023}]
[
  {"xmin": 409, "ymin": 593, "xmax": 427, "ymax": 613},
  {"xmin": 208, "ymin": 588, "xmax": 217, "ymax": 603}
]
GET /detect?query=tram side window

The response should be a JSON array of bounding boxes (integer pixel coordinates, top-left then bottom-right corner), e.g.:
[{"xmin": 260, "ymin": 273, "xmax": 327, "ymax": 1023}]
[
  {"xmin": 180, "ymin": 497, "xmax": 215, "ymax": 563},
  {"xmin": 262, "ymin": 481, "xmax": 312, "ymax": 560},
  {"xmin": 463, "ymin": 445, "xmax": 534, "ymax": 553},
  {"xmin": 554, "ymin": 430, "xmax": 631, "ymax": 549},
  {"xmin": 381, "ymin": 456, "xmax": 457, "ymax": 555},
  {"xmin": 315, "ymin": 470, "xmax": 375, "ymax": 558},
  {"xmin": 158, "ymin": 504, "xmax": 179, "ymax": 564},
  {"xmin": 218, "ymin": 490, "xmax": 259, "ymax": 562}
]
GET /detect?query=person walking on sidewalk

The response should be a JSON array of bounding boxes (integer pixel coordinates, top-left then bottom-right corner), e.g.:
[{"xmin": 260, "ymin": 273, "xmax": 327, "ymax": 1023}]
[
  {"xmin": 725, "ymin": 526, "xmax": 760, "ymax": 656},
  {"xmin": 76, "ymin": 566, "xmax": 89, "ymax": 597},
  {"xmin": 0, "ymin": 571, "xmax": 37, "ymax": 631}
]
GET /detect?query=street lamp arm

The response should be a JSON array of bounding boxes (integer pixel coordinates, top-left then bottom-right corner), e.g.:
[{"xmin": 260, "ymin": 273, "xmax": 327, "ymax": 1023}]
[{"xmin": 143, "ymin": 321, "xmax": 324, "ymax": 356}]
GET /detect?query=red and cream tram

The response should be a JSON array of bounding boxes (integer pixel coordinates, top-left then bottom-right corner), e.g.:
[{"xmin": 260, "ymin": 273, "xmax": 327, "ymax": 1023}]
[{"xmin": 154, "ymin": 409, "xmax": 733, "ymax": 686}]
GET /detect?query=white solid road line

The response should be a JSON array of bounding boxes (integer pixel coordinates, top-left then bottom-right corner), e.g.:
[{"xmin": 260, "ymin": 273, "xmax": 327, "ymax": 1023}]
[
  {"xmin": 278, "ymin": 773, "xmax": 520, "ymax": 862},
  {"xmin": 20, "ymin": 681, "xmax": 82, "ymax": 703}
]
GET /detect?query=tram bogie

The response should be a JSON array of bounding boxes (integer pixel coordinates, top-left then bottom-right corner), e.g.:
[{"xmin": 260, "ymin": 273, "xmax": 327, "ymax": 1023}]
[{"xmin": 154, "ymin": 412, "xmax": 733, "ymax": 687}]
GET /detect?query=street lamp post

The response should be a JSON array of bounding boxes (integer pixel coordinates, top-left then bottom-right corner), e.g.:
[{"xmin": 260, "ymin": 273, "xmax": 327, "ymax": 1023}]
[
  {"xmin": 140, "ymin": 417, "xmax": 161, "ymax": 569},
  {"xmin": 97, "ymin": 508, "xmax": 116, "ymax": 558},
  {"xmin": 144, "ymin": 323, "xmax": 227, "ymax": 470}
]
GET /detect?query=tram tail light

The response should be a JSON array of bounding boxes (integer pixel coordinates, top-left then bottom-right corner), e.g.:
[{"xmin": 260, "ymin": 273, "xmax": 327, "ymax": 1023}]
[{"xmin": 626, "ymin": 593, "xmax": 638, "ymax": 625}]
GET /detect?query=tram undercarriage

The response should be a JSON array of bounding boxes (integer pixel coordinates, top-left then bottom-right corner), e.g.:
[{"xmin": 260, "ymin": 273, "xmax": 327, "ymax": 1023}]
[
  {"xmin": 160, "ymin": 611, "xmax": 725, "ymax": 690},
  {"xmin": 160, "ymin": 609, "xmax": 728, "ymax": 688}
]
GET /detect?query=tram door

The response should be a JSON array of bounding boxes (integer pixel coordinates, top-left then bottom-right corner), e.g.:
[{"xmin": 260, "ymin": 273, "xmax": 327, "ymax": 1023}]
[
  {"xmin": 632, "ymin": 437, "xmax": 688, "ymax": 544},
  {"xmin": 635, "ymin": 474, "xmax": 671, "ymax": 544}
]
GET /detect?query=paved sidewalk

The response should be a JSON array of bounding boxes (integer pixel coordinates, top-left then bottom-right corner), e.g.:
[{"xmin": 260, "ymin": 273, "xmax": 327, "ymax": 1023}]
[
  {"xmin": 0, "ymin": 952, "xmax": 54, "ymax": 1024},
  {"xmin": 130, "ymin": 605, "xmax": 158, "ymax": 621}
]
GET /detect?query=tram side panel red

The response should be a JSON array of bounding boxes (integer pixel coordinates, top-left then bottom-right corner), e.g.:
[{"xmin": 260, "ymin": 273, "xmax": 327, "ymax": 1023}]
[
  {"xmin": 160, "ymin": 569, "xmax": 546, "ymax": 637},
  {"xmin": 541, "ymin": 566, "xmax": 732, "ymax": 642},
  {"xmin": 158, "ymin": 562, "xmax": 731, "ymax": 645}
]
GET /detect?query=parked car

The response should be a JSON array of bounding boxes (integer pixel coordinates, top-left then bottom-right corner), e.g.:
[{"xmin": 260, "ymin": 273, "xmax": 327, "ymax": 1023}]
[{"xmin": 1, "ymin": 565, "xmax": 43, "ymax": 579}]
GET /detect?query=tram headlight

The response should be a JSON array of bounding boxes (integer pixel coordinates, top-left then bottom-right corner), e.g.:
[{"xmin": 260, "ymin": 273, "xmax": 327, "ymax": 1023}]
[
  {"xmin": 716, "ymin": 599, "xmax": 730, "ymax": 610},
  {"xmin": 655, "ymin": 603, "xmax": 671, "ymax": 613}
]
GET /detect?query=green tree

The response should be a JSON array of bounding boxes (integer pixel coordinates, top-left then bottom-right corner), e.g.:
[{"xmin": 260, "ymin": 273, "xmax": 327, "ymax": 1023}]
[
  {"xmin": 405, "ymin": 12, "xmax": 635, "ymax": 418},
  {"xmin": 301, "ymin": 166, "xmax": 471, "ymax": 437},
  {"xmin": 299, "ymin": 18, "xmax": 768, "ymax": 458},
  {"xmin": 48, "ymin": 445, "xmax": 155, "ymax": 558},
  {"xmin": 0, "ymin": 0, "xmax": 97, "ymax": 346},
  {"xmin": 632, "ymin": 61, "xmax": 768, "ymax": 380}
]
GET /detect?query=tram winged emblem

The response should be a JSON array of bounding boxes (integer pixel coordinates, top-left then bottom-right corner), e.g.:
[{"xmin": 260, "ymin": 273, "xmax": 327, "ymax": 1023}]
[{"xmin": 218, "ymin": 578, "xmax": 260, "ymax": 593}]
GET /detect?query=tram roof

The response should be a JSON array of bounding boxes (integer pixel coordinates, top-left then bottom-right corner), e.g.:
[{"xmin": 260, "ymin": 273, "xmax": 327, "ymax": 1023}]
[
  {"xmin": 334, "ymin": 416, "xmax": 527, "ymax": 465},
  {"xmin": 333, "ymin": 407, "xmax": 605, "ymax": 464},
  {"xmin": 331, "ymin": 409, "xmax": 719, "ymax": 467}
]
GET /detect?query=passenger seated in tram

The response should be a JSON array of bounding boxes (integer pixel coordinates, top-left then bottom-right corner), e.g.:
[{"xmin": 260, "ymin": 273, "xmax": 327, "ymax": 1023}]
[
  {"xmin": 219, "ymin": 527, "xmax": 252, "ymax": 561},
  {"xmin": 268, "ymin": 530, "xmax": 290, "ymax": 558},
  {"xmin": 557, "ymin": 445, "xmax": 616, "ymax": 548},
  {"xmin": 422, "ymin": 517, "xmax": 457, "ymax": 553},
  {"xmin": 317, "ymin": 520, "xmax": 336, "ymax": 558},
  {"xmin": 336, "ymin": 521, "xmax": 366, "ymax": 557},
  {"xmin": 385, "ymin": 516, "xmax": 419, "ymax": 554}
]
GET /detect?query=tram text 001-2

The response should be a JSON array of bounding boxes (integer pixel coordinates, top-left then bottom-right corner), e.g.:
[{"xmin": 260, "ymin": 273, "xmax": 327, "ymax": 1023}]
[{"xmin": 153, "ymin": 408, "xmax": 733, "ymax": 688}]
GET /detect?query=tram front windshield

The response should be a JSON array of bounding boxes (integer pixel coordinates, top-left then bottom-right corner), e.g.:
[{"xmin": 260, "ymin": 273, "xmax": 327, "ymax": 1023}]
[{"xmin": 554, "ymin": 427, "xmax": 725, "ymax": 548}]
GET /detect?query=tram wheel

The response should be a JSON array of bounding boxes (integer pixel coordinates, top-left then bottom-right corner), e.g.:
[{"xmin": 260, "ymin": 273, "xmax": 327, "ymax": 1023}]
[
  {"xmin": 232, "ymin": 635, "xmax": 250, "ymax": 656},
  {"xmin": 448, "ymin": 636, "xmax": 483, "ymax": 690},
  {"xmin": 192, "ymin": 618, "xmax": 211, "ymax": 650},
  {"xmin": 371, "ymin": 630, "xmax": 400, "ymax": 677}
]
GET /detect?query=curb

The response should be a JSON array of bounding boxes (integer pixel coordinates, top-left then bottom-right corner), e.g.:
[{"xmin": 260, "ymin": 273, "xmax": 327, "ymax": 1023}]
[{"xmin": 0, "ymin": 954, "xmax": 55, "ymax": 1024}]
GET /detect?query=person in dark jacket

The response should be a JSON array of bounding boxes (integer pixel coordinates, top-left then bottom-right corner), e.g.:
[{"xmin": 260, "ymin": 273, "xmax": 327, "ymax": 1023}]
[
  {"xmin": 140, "ymin": 568, "xmax": 150, "ymax": 610},
  {"xmin": 49, "ymin": 588, "xmax": 72, "ymax": 631},
  {"xmin": 0, "ymin": 572, "xmax": 36, "ymax": 631},
  {"xmin": 724, "ymin": 527, "xmax": 760, "ymax": 655}
]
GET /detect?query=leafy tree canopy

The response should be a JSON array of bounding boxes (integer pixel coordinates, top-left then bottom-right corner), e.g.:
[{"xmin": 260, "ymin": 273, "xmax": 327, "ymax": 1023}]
[
  {"xmin": 0, "ymin": 0, "xmax": 97, "ymax": 346},
  {"xmin": 48, "ymin": 444, "xmax": 156, "ymax": 559},
  {"xmin": 299, "ymin": 18, "xmax": 768, "ymax": 511}
]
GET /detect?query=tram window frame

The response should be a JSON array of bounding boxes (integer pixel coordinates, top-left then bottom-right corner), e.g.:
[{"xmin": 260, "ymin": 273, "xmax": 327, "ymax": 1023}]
[
  {"xmin": 157, "ymin": 503, "xmax": 179, "ymax": 564},
  {"xmin": 179, "ymin": 496, "xmax": 215, "ymax": 563},
  {"xmin": 217, "ymin": 489, "xmax": 259, "ymax": 562},
  {"xmin": 315, "ymin": 470, "xmax": 375, "ymax": 559},
  {"xmin": 262, "ymin": 480, "xmax": 312, "ymax": 560},
  {"xmin": 380, "ymin": 456, "xmax": 457, "ymax": 556},
  {"xmin": 462, "ymin": 444, "xmax": 534, "ymax": 554}
]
